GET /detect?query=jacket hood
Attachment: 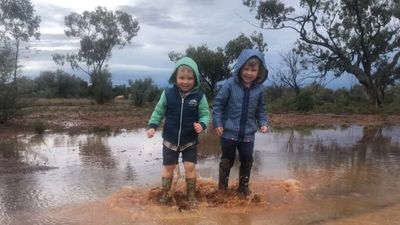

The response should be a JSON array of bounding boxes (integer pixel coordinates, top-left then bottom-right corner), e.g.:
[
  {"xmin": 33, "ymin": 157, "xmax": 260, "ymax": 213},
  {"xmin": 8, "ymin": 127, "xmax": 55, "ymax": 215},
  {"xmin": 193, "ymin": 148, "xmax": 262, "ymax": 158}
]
[
  {"xmin": 233, "ymin": 49, "xmax": 268, "ymax": 85},
  {"xmin": 168, "ymin": 57, "xmax": 201, "ymax": 89}
]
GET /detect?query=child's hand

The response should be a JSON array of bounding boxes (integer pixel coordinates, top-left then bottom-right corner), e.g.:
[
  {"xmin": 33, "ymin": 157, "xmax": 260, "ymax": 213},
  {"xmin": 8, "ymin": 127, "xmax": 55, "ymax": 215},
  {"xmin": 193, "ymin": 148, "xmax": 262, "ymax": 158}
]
[
  {"xmin": 193, "ymin": 122, "xmax": 203, "ymax": 133},
  {"xmin": 215, "ymin": 127, "xmax": 224, "ymax": 136},
  {"xmin": 260, "ymin": 126, "xmax": 268, "ymax": 133},
  {"xmin": 147, "ymin": 128, "xmax": 156, "ymax": 138}
]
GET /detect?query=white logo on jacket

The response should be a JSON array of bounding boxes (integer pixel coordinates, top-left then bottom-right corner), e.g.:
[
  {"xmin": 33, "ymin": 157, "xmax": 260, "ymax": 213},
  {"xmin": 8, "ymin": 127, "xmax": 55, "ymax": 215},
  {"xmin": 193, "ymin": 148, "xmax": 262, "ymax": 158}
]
[{"xmin": 188, "ymin": 99, "xmax": 198, "ymax": 107}]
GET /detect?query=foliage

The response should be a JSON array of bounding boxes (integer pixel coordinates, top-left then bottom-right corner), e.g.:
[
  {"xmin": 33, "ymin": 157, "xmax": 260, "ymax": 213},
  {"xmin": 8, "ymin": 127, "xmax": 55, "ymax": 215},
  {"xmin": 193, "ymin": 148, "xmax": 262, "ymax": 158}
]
[
  {"xmin": 169, "ymin": 32, "xmax": 268, "ymax": 99},
  {"xmin": 31, "ymin": 119, "xmax": 46, "ymax": 134},
  {"xmin": 275, "ymin": 49, "xmax": 319, "ymax": 95},
  {"xmin": 0, "ymin": 42, "xmax": 16, "ymax": 123},
  {"xmin": 112, "ymin": 84, "xmax": 128, "ymax": 98},
  {"xmin": 128, "ymin": 78, "xmax": 160, "ymax": 106},
  {"xmin": 169, "ymin": 45, "xmax": 229, "ymax": 99},
  {"xmin": 0, "ymin": 0, "xmax": 40, "ymax": 122},
  {"xmin": 224, "ymin": 31, "xmax": 267, "ymax": 64},
  {"xmin": 52, "ymin": 6, "xmax": 139, "ymax": 77},
  {"xmin": 266, "ymin": 81, "xmax": 400, "ymax": 114},
  {"xmin": 52, "ymin": 6, "xmax": 139, "ymax": 104},
  {"xmin": 34, "ymin": 70, "xmax": 88, "ymax": 98},
  {"xmin": 0, "ymin": 0, "xmax": 40, "ymax": 83},
  {"xmin": 90, "ymin": 69, "xmax": 113, "ymax": 104},
  {"xmin": 244, "ymin": 0, "xmax": 400, "ymax": 106},
  {"xmin": 295, "ymin": 90, "xmax": 314, "ymax": 111}
]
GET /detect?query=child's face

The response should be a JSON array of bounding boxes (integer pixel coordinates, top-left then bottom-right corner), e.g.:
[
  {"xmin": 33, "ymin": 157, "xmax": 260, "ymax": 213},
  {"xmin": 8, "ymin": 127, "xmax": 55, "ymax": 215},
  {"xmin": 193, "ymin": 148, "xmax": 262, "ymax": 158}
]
[
  {"xmin": 240, "ymin": 64, "xmax": 259, "ymax": 86},
  {"xmin": 176, "ymin": 66, "xmax": 195, "ymax": 92}
]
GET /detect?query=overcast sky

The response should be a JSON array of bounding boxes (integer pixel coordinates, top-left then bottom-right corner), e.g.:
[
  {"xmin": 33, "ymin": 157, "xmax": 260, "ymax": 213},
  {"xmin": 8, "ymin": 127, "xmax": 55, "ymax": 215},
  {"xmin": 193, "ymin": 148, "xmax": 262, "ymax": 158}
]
[{"xmin": 21, "ymin": 0, "xmax": 352, "ymax": 87}]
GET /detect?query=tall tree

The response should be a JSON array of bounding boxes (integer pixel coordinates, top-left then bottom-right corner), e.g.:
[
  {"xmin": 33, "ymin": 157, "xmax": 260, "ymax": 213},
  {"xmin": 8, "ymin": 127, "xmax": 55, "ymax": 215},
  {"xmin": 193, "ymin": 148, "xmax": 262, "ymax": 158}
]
[
  {"xmin": 276, "ymin": 49, "xmax": 315, "ymax": 95},
  {"xmin": 53, "ymin": 6, "xmax": 139, "ymax": 103},
  {"xmin": 244, "ymin": 0, "xmax": 400, "ymax": 106},
  {"xmin": 0, "ymin": 0, "xmax": 40, "ymax": 86},
  {"xmin": 0, "ymin": 0, "xmax": 40, "ymax": 122},
  {"xmin": 0, "ymin": 42, "xmax": 15, "ymax": 122}
]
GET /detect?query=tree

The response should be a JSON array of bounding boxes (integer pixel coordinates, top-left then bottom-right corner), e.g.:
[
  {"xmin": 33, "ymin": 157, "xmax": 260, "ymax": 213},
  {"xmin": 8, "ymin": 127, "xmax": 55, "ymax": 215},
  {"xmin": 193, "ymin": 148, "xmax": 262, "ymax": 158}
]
[
  {"xmin": 275, "ymin": 49, "xmax": 312, "ymax": 95},
  {"xmin": 244, "ymin": 0, "xmax": 400, "ymax": 106},
  {"xmin": 224, "ymin": 31, "xmax": 268, "ymax": 65},
  {"xmin": 91, "ymin": 69, "xmax": 113, "ymax": 104},
  {"xmin": 0, "ymin": 0, "xmax": 39, "ymax": 122},
  {"xmin": 128, "ymin": 78, "xmax": 159, "ymax": 106},
  {"xmin": 0, "ymin": 0, "xmax": 40, "ymax": 85},
  {"xmin": 34, "ymin": 70, "xmax": 88, "ymax": 98},
  {"xmin": 169, "ymin": 32, "xmax": 268, "ymax": 99},
  {"xmin": 53, "ymin": 6, "xmax": 140, "ymax": 103},
  {"xmin": 0, "ymin": 42, "xmax": 16, "ymax": 123},
  {"xmin": 169, "ymin": 45, "xmax": 230, "ymax": 99}
]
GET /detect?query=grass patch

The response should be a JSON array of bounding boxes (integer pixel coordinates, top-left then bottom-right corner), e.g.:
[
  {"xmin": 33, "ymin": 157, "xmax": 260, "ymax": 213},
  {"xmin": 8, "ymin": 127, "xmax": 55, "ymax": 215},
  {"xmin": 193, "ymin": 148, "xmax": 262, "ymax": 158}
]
[
  {"xmin": 32, "ymin": 98, "xmax": 96, "ymax": 106},
  {"xmin": 31, "ymin": 119, "xmax": 46, "ymax": 134},
  {"xmin": 89, "ymin": 125, "xmax": 112, "ymax": 133}
]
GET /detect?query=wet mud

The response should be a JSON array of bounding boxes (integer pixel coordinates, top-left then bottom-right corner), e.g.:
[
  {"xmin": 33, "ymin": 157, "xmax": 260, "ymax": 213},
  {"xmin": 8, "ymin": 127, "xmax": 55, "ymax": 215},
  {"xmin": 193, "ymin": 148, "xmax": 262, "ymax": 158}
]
[{"xmin": 106, "ymin": 178, "xmax": 302, "ymax": 214}]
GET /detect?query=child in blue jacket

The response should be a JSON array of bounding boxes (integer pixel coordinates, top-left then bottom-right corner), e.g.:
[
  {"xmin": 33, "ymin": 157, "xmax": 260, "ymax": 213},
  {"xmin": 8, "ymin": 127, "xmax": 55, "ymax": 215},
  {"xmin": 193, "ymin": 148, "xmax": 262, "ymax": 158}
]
[
  {"xmin": 212, "ymin": 49, "xmax": 268, "ymax": 195},
  {"xmin": 147, "ymin": 57, "xmax": 210, "ymax": 205}
]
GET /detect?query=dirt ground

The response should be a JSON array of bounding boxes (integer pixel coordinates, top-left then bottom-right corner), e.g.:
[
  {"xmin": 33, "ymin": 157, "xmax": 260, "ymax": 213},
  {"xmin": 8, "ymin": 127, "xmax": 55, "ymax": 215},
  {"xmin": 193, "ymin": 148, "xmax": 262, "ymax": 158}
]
[{"xmin": 1, "ymin": 102, "xmax": 400, "ymax": 134}]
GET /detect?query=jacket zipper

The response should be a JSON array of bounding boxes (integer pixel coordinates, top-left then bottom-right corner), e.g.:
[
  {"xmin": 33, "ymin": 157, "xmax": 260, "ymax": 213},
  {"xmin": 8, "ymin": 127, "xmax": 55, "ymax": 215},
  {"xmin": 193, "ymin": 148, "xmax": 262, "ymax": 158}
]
[{"xmin": 177, "ymin": 96, "xmax": 184, "ymax": 146}]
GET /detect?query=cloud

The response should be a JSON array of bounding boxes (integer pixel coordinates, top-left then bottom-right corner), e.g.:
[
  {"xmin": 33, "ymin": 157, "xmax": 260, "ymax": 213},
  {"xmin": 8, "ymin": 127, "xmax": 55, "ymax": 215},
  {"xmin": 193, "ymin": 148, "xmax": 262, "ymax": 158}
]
[
  {"xmin": 21, "ymin": 0, "xmax": 304, "ymax": 87},
  {"xmin": 118, "ymin": 5, "xmax": 189, "ymax": 29}
]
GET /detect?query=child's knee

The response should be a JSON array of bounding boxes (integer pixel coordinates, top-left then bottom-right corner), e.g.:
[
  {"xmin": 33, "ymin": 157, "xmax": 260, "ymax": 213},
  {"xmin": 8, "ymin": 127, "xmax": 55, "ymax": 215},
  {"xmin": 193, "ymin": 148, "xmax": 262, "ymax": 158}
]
[
  {"xmin": 164, "ymin": 165, "xmax": 176, "ymax": 172},
  {"xmin": 184, "ymin": 162, "xmax": 196, "ymax": 172}
]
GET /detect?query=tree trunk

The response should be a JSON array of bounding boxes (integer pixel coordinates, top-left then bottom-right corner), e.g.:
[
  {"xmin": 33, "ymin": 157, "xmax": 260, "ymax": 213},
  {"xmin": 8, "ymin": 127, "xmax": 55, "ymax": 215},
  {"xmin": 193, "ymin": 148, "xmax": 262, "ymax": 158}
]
[
  {"xmin": 13, "ymin": 40, "xmax": 20, "ymax": 90},
  {"xmin": 364, "ymin": 84, "xmax": 383, "ymax": 107}
]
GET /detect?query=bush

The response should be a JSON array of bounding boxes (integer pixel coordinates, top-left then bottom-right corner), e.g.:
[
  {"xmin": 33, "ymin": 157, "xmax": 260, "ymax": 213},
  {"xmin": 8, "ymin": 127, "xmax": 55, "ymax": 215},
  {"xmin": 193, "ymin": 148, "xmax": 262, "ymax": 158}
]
[
  {"xmin": 295, "ymin": 90, "xmax": 314, "ymax": 111},
  {"xmin": 128, "ymin": 78, "xmax": 160, "ymax": 106},
  {"xmin": 32, "ymin": 119, "xmax": 46, "ymax": 134}
]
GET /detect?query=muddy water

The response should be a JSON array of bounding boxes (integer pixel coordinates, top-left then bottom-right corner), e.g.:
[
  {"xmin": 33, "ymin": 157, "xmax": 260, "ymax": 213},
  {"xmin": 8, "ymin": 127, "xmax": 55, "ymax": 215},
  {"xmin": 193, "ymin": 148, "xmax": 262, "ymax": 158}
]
[{"xmin": 1, "ymin": 125, "xmax": 400, "ymax": 225}]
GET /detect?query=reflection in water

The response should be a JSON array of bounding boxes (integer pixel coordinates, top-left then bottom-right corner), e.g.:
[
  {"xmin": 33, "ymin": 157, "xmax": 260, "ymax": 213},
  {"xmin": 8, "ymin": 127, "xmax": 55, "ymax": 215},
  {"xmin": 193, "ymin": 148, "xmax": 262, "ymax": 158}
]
[
  {"xmin": 0, "ymin": 126, "xmax": 400, "ymax": 225},
  {"xmin": 78, "ymin": 134, "xmax": 116, "ymax": 169}
]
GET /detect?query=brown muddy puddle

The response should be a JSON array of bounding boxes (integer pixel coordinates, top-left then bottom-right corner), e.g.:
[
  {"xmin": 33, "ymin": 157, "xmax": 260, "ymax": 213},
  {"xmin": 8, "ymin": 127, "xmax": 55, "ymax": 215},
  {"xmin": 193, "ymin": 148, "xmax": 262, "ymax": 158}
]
[{"xmin": 1, "ymin": 125, "xmax": 400, "ymax": 225}]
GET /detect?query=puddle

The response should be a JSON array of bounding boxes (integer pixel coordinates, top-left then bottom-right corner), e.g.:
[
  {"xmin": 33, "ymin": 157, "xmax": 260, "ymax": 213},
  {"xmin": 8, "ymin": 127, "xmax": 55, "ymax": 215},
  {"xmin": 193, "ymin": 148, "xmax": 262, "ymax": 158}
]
[{"xmin": 1, "ymin": 125, "xmax": 400, "ymax": 224}]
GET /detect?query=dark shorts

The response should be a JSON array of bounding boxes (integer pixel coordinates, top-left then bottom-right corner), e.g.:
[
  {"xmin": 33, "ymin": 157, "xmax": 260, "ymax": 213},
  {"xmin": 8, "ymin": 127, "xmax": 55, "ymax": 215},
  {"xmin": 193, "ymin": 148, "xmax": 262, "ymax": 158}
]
[{"xmin": 162, "ymin": 144, "xmax": 197, "ymax": 165}]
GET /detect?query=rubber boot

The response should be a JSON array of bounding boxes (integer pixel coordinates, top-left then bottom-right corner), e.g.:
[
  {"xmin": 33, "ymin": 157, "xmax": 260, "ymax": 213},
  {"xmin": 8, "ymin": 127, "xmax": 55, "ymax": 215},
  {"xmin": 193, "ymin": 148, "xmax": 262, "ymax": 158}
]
[
  {"xmin": 218, "ymin": 159, "xmax": 233, "ymax": 190},
  {"xmin": 237, "ymin": 161, "xmax": 252, "ymax": 196},
  {"xmin": 159, "ymin": 177, "xmax": 172, "ymax": 204},
  {"xmin": 186, "ymin": 178, "xmax": 197, "ymax": 207}
]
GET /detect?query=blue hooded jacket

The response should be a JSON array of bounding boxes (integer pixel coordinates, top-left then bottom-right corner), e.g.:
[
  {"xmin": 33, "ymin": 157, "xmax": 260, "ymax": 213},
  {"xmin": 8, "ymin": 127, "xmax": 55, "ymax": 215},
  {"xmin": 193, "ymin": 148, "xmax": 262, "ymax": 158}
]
[{"xmin": 212, "ymin": 49, "xmax": 268, "ymax": 142}]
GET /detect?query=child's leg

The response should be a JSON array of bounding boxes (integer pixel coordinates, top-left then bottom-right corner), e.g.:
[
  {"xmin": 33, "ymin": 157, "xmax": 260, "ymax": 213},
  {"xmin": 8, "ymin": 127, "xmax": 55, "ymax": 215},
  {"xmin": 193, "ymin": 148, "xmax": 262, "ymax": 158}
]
[
  {"xmin": 162, "ymin": 165, "xmax": 176, "ymax": 178},
  {"xmin": 237, "ymin": 141, "xmax": 254, "ymax": 195},
  {"xmin": 160, "ymin": 166, "xmax": 175, "ymax": 204},
  {"xmin": 160, "ymin": 146, "xmax": 179, "ymax": 203},
  {"xmin": 183, "ymin": 162, "xmax": 196, "ymax": 178},
  {"xmin": 182, "ymin": 145, "xmax": 197, "ymax": 205},
  {"xmin": 219, "ymin": 138, "xmax": 237, "ymax": 190}
]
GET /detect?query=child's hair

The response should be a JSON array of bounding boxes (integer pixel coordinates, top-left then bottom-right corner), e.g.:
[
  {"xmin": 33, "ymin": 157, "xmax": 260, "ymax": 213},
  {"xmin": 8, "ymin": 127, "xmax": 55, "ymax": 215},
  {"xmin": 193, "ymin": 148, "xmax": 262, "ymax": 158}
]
[
  {"xmin": 177, "ymin": 65, "xmax": 194, "ymax": 74},
  {"xmin": 241, "ymin": 57, "xmax": 266, "ymax": 83}
]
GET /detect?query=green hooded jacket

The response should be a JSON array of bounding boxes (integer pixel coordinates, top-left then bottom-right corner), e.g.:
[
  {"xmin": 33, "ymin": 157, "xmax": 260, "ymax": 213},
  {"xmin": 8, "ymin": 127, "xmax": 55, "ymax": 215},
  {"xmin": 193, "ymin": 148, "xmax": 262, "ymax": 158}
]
[{"xmin": 148, "ymin": 57, "xmax": 210, "ymax": 145}]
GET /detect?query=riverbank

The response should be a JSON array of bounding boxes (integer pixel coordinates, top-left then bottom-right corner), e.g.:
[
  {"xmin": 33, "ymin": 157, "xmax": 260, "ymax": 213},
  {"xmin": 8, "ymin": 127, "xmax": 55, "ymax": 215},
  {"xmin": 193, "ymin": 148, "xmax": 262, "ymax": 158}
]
[{"xmin": 1, "ymin": 99, "xmax": 400, "ymax": 134}]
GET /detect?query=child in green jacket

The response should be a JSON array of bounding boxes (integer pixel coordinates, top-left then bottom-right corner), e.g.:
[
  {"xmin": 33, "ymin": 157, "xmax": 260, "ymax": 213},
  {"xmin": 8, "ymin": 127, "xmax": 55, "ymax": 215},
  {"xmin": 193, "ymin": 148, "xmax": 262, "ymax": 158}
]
[{"xmin": 147, "ymin": 57, "xmax": 210, "ymax": 206}]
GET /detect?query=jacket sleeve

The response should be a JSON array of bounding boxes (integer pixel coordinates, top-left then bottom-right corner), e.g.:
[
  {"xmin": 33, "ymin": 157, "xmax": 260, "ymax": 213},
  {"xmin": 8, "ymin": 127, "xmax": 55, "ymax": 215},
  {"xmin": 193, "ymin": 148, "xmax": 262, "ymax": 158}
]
[
  {"xmin": 198, "ymin": 95, "xmax": 210, "ymax": 130},
  {"xmin": 256, "ymin": 87, "xmax": 268, "ymax": 127},
  {"xmin": 212, "ymin": 83, "xmax": 230, "ymax": 128},
  {"xmin": 148, "ymin": 91, "xmax": 167, "ymax": 129}
]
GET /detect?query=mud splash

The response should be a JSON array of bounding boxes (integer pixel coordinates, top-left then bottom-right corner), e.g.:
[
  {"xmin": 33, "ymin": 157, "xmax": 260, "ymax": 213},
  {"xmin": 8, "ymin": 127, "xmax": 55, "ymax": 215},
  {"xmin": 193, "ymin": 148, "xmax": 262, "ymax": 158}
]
[{"xmin": 106, "ymin": 178, "xmax": 302, "ymax": 213}]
